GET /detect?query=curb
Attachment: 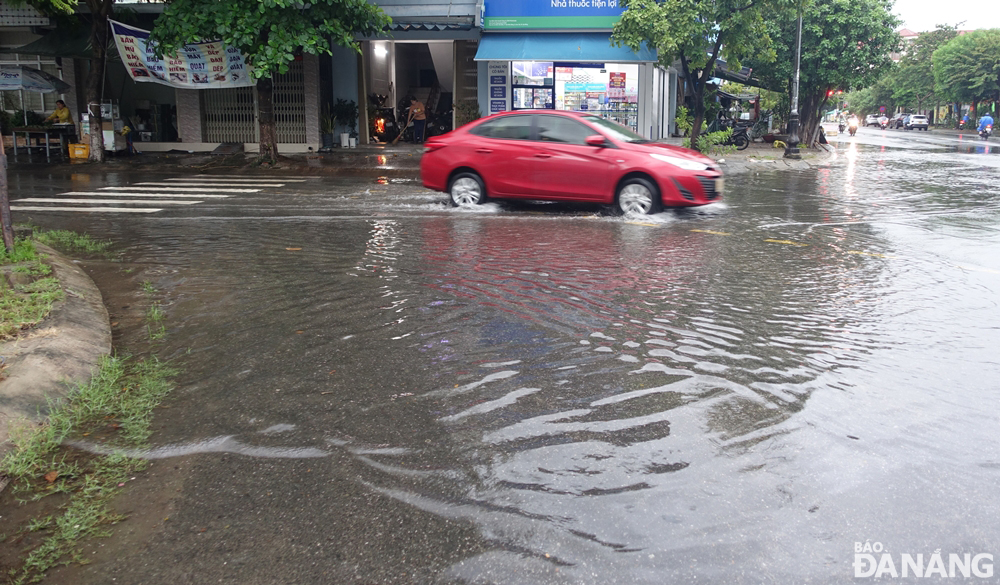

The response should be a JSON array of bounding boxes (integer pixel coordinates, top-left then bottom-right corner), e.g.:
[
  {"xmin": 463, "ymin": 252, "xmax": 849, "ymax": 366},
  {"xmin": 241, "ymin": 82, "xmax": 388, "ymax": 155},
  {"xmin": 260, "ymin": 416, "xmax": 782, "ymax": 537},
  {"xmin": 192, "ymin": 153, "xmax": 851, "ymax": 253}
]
[{"xmin": 0, "ymin": 244, "xmax": 111, "ymax": 460}]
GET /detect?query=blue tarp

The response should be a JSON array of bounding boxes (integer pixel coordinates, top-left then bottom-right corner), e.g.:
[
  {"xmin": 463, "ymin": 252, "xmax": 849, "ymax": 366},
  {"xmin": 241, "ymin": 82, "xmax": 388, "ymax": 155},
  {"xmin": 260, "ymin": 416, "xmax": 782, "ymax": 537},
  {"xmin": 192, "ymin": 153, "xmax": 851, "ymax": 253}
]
[{"xmin": 474, "ymin": 33, "xmax": 657, "ymax": 63}]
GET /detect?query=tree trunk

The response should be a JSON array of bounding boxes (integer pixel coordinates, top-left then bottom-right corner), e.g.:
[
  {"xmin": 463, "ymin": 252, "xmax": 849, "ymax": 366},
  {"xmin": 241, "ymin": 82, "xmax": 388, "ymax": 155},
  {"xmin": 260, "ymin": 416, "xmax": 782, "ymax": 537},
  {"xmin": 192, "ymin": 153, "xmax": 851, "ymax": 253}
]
[
  {"xmin": 257, "ymin": 76, "xmax": 278, "ymax": 163},
  {"xmin": 85, "ymin": 0, "xmax": 112, "ymax": 163}
]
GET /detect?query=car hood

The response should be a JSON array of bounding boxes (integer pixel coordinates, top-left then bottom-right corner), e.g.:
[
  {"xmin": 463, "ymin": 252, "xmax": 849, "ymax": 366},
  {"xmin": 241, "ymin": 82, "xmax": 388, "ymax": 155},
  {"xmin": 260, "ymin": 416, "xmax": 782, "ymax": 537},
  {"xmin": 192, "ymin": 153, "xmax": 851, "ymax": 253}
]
[{"xmin": 626, "ymin": 141, "xmax": 718, "ymax": 167}]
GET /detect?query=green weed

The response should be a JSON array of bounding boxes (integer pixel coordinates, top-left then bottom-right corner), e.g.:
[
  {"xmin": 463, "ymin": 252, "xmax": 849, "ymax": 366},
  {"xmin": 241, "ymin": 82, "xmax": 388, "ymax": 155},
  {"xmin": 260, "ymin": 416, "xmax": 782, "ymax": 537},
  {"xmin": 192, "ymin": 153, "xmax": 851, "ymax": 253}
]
[
  {"xmin": 33, "ymin": 230, "xmax": 111, "ymax": 257},
  {"xmin": 0, "ymin": 355, "xmax": 175, "ymax": 583},
  {"xmin": 0, "ymin": 275, "xmax": 64, "ymax": 338}
]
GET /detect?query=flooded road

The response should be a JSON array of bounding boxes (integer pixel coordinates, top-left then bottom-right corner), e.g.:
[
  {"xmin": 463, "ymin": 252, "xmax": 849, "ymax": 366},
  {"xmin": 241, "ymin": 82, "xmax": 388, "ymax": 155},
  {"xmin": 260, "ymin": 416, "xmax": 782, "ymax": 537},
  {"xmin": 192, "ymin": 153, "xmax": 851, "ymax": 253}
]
[{"xmin": 12, "ymin": 132, "xmax": 1000, "ymax": 583}]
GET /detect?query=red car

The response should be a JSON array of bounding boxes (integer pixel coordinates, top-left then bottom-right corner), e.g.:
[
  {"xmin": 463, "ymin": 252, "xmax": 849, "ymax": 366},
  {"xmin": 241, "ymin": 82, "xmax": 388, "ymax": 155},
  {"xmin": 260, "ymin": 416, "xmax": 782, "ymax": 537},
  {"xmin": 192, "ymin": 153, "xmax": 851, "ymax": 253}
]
[{"xmin": 420, "ymin": 110, "xmax": 723, "ymax": 215}]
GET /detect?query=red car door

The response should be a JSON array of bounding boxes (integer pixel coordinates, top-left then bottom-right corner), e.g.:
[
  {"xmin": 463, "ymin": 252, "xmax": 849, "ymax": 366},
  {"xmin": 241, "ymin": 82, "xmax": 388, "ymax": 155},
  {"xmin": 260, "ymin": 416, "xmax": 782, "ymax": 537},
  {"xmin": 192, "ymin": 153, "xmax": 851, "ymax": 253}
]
[
  {"xmin": 528, "ymin": 114, "xmax": 612, "ymax": 202},
  {"xmin": 460, "ymin": 114, "xmax": 538, "ymax": 197}
]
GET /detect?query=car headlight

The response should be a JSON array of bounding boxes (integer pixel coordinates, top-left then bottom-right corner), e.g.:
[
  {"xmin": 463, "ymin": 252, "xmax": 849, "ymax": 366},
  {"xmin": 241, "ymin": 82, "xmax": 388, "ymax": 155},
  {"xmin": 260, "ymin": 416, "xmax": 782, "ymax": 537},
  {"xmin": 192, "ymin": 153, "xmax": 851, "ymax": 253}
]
[{"xmin": 650, "ymin": 153, "xmax": 711, "ymax": 171}]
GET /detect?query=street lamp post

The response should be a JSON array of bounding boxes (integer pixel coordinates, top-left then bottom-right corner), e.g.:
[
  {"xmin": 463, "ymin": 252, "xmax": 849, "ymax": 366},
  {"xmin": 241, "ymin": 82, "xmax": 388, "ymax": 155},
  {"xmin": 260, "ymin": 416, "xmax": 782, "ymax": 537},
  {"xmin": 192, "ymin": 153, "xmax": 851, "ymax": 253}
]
[{"xmin": 785, "ymin": 10, "xmax": 803, "ymax": 160}]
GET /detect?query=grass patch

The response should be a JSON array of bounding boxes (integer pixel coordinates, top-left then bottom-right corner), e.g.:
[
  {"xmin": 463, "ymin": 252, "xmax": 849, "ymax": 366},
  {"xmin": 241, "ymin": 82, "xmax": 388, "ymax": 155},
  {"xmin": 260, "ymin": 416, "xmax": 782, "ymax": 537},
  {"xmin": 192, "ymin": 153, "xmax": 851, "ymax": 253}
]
[
  {"xmin": 0, "ymin": 355, "xmax": 175, "ymax": 584},
  {"xmin": 145, "ymin": 303, "xmax": 166, "ymax": 341},
  {"xmin": 0, "ymin": 239, "xmax": 64, "ymax": 339},
  {"xmin": 32, "ymin": 230, "xmax": 112, "ymax": 258},
  {"xmin": 0, "ymin": 230, "xmax": 113, "ymax": 340}
]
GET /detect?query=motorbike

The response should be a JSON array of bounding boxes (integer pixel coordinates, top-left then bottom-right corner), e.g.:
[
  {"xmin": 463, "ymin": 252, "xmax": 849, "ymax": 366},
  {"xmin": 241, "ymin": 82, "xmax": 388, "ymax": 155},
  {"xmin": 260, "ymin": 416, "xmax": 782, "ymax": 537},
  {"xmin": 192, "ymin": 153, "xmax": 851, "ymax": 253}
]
[
  {"xmin": 879, "ymin": 119, "xmax": 889, "ymax": 130},
  {"xmin": 838, "ymin": 122, "xmax": 846, "ymax": 134},
  {"xmin": 368, "ymin": 93, "xmax": 398, "ymax": 143},
  {"xmin": 981, "ymin": 124, "xmax": 993, "ymax": 140},
  {"xmin": 722, "ymin": 125, "xmax": 751, "ymax": 150},
  {"xmin": 959, "ymin": 119, "xmax": 966, "ymax": 130},
  {"xmin": 426, "ymin": 105, "xmax": 454, "ymax": 138},
  {"xmin": 848, "ymin": 122, "xmax": 858, "ymax": 136}
]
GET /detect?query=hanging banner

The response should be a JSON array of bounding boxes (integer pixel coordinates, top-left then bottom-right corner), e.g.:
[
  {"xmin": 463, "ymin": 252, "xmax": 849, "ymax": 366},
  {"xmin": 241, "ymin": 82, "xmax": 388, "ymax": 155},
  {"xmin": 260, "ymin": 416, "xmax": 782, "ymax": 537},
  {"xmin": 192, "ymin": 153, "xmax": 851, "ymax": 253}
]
[{"xmin": 110, "ymin": 20, "xmax": 255, "ymax": 89}]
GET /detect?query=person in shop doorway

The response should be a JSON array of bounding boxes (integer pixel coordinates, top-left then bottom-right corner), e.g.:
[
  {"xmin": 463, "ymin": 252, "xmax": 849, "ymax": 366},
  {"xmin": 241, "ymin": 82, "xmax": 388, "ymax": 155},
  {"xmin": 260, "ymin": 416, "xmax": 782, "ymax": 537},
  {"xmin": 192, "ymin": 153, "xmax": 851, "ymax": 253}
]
[
  {"xmin": 45, "ymin": 100, "xmax": 73, "ymax": 124},
  {"xmin": 410, "ymin": 96, "xmax": 426, "ymax": 143}
]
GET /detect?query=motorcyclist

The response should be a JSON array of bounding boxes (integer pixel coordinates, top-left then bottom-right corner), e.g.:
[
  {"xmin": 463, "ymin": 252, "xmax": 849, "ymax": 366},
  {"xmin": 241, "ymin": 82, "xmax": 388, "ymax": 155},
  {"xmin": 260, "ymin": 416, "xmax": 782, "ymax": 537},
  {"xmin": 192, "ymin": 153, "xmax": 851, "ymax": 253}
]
[
  {"xmin": 978, "ymin": 113, "xmax": 994, "ymax": 133},
  {"xmin": 847, "ymin": 114, "xmax": 859, "ymax": 136}
]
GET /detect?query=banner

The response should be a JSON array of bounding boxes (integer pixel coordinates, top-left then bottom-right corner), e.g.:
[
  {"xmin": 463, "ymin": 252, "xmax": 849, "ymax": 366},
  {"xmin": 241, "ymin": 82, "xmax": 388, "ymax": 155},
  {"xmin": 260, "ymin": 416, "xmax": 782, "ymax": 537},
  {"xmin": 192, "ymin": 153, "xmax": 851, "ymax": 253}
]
[{"xmin": 110, "ymin": 20, "xmax": 255, "ymax": 89}]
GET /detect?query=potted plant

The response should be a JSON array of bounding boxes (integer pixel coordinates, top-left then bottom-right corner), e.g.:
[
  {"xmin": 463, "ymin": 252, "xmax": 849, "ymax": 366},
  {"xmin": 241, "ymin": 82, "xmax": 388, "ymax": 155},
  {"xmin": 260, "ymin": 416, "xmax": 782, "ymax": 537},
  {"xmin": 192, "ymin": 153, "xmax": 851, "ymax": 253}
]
[
  {"xmin": 332, "ymin": 98, "xmax": 358, "ymax": 148},
  {"xmin": 320, "ymin": 103, "xmax": 335, "ymax": 150}
]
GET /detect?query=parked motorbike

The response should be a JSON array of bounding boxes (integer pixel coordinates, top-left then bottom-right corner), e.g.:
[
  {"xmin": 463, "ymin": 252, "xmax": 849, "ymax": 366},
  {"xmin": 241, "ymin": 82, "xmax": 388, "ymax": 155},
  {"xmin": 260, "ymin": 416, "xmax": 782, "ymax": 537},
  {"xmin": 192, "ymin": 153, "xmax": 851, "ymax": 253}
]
[
  {"xmin": 368, "ymin": 93, "xmax": 398, "ymax": 143},
  {"xmin": 427, "ymin": 106, "xmax": 454, "ymax": 138},
  {"xmin": 723, "ymin": 125, "xmax": 751, "ymax": 150},
  {"xmin": 981, "ymin": 124, "xmax": 993, "ymax": 141}
]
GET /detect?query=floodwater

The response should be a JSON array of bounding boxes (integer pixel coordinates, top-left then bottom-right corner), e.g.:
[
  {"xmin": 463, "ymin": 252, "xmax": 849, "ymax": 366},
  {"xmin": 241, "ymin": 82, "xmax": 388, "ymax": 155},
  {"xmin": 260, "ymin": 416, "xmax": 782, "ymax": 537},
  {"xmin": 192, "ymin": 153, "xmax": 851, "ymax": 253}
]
[{"xmin": 13, "ymin": 132, "xmax": 1000, "ymax": 583}]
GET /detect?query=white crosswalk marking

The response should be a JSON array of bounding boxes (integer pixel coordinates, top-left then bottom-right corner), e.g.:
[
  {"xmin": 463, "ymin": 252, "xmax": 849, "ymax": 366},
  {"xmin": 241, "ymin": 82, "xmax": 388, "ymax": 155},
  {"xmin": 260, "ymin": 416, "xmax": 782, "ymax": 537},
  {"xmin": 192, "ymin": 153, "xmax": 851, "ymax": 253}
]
[
  {"xmin": 12, "ymin": 206, "xmax": 163, "ymax": 213},
  {"xmin": 12, "ymin": 172, "xmax": 307, "ymax": 215},
  {"xmin": 61, "ymin": 191, "xmax": 230, "ymax": 198},
  {"xmin": 100, "ymin": 186, "xmax": 258, "ymax": 193},
  {"xmin": 19, "ymin": 198, "xmax": 201, "ymax": 205},
  {"xmin": 136, "ymin": 182, "xmax": 285, "ymax": 188},
  {"xmin": 190, "ymin": 175, "xmax": 310, "ymax": 181}
]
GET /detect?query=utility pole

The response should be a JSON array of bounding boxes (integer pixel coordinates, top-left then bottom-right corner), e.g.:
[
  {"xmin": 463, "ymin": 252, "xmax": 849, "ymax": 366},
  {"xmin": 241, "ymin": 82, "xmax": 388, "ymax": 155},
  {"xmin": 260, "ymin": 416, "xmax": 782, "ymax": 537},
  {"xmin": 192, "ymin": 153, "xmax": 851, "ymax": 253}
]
[{"xmin": 785, "ymin": 8, "xmax": 803, "ymax": 160}]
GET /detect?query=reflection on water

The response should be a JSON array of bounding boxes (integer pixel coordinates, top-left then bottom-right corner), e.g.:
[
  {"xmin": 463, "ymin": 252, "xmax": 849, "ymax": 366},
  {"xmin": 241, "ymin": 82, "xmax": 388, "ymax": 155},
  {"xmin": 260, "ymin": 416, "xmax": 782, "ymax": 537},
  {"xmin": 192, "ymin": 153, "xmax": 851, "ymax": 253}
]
[{"xmin": 25, "ymin": 143, "xmax": 1000, "ymax": 583}]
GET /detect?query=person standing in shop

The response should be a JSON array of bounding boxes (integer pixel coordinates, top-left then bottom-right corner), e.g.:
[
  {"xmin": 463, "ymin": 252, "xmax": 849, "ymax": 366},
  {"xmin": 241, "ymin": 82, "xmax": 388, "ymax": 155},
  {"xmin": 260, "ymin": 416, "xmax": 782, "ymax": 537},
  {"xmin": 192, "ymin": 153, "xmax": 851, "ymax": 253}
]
[{"xmin": 410, "ymin": 96, "xmax": 426, "ymax": 143}]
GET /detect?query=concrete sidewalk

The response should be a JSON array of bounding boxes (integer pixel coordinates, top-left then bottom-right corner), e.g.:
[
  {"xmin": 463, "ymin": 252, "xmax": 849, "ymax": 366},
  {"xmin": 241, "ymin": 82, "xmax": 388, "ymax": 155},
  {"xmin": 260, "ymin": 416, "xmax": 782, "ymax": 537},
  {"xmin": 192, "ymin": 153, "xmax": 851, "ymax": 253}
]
[{"xmin": 8, "ymin": 136, "xmax": 833, "ymax": 178}]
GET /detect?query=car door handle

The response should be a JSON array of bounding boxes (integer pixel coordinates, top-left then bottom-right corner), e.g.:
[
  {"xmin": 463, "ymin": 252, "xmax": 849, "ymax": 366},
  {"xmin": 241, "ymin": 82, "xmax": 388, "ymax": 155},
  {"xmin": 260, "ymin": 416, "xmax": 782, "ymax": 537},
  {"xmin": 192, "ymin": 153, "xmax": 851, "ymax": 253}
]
[
  {"xmin": 476, "ymin": 148, "xmax": 493, "ymax": 154},
  {"xmin": 534, "ymin": 153, "xmax": 552, "ymax": 158}
]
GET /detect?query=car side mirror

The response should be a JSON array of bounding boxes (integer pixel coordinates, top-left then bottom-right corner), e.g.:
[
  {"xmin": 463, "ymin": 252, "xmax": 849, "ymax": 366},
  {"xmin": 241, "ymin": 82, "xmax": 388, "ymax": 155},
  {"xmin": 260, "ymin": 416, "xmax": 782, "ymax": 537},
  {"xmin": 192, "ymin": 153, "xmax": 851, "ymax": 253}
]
[{"xmin": 586, "ymin": 135, "xmax": 607, "ymax": 147}]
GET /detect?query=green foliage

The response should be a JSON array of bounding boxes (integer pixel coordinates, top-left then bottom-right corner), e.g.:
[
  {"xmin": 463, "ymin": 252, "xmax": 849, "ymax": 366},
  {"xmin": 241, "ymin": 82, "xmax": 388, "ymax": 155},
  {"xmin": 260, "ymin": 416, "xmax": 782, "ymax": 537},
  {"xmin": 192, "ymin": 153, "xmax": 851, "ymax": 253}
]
[
  {"xmin": 934, "ymin": 29, "xmax": 1000, "ymax": 104},
  {"xmin": 33, "ymin": 229, "xmax": 112, "ymax": 257},
  {"xmin": 150, "ymin": 0, "xmax": 391, "ymax": 79},
  {"xmin": 4, "ymin": 0, "xmax": 76, "ymax": 17},
  {"xmin": 675, "ymin": 105, "xmax": 692, "ymax": 136},
  {"xmin": 454, "ymin": 100, "xmax": 482, "ymax": 128},
  {"xmin": 1, "ymin": 355, "xmax": 176, "ymax": 583},
  {"xmin": 331, "ymin": 98, "xmax": 359, "ymax": 134},
  {"xmin": 612, "ymin": 0, "xmax": 788, "ymax": 151},
  {"xmin": 684, "ymin": 127, "xmax": 737, "ymax": 155},
  {"xmin": 320, "ymin": 103, "xmax": 335, "ymax": 134},
  {"xmin": 748, "ymin": 0, "xmax": 900, "ymax": 144},
  {"xmin": 892, "ymin": 26, "xmax": 958, "ymax": 111}
]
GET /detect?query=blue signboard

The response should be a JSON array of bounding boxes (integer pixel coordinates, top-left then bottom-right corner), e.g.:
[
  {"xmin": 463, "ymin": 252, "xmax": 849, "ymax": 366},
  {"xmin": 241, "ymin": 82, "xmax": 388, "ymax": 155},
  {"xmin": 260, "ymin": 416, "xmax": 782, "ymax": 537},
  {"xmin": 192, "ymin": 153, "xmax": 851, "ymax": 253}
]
[{"xmin": 484, "ymin": 0, "xmax": 624, "ymax": 30}]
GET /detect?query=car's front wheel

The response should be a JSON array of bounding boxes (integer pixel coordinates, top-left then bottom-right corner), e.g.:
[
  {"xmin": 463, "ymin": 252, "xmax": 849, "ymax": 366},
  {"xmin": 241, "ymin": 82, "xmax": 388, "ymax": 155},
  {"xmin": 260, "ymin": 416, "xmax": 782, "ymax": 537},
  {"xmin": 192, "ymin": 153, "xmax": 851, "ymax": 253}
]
[
  {"xmin": 616, "ymin": 177, "xmax": 661, "ymax": 215},
  {"xmin": 449, "ymin": 172, "xmax": 486, "ymax": 207}
]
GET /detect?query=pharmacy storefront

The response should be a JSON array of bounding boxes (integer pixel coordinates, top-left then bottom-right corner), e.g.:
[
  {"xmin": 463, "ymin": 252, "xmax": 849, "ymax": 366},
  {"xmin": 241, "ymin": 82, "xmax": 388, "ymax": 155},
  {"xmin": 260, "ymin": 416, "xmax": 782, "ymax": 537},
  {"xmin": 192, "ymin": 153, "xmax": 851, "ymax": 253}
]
[{"xmin": 475, "ymin": 0, "xmax": 677, "ymax": 139}]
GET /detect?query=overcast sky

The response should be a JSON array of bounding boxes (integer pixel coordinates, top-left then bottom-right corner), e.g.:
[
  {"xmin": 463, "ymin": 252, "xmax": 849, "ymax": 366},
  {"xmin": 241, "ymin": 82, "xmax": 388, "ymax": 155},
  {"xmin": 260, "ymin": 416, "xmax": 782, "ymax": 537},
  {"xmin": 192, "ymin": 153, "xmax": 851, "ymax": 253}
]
[{"xmin": 893, "ymin": 0, "xmax": 1000, "ymax": 32}]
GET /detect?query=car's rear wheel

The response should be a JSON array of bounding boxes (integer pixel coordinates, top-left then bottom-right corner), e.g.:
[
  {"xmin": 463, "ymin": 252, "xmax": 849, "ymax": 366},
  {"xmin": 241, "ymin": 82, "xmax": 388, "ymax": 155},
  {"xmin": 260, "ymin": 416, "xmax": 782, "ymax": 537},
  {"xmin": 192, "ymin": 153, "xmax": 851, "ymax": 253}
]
[
  {"xmin": 449, "ymin": 172, "xmax": 486, "ymax": 207},
  {"xmin": 616, "ymin": 177, "xmax": 661, "ymax": 215}
]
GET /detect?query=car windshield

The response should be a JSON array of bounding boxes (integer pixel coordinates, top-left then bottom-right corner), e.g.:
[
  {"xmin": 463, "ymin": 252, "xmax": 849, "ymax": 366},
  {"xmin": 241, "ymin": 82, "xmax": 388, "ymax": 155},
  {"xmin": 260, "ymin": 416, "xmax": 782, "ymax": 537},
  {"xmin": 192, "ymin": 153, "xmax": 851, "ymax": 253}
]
[{"xmin": 581, "ymin": 115, "xmax": 649, "ymax": 143}]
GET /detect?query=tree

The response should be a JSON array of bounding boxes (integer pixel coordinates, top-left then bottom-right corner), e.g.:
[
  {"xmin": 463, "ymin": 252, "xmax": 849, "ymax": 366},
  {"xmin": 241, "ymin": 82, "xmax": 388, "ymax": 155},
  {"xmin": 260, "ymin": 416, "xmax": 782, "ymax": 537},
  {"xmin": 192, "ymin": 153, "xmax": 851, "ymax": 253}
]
[
  {"xmin": 9, "ymin": 0, "xmax": 113, "ymax": 162},
  {"xmin": 611, "ymin": 0, "xmax": 789, "ymax": 152},
  {"xmin": 749, "ymin": 0, "xmax": 900, "ymax": 146},
  {"xmin": 150, "ymin": 0, "xmax": 390, "ymax": 163},
  {"xmin": 893, "ymin": 25, "xmax": 958, "ymax": 115},
  {"xmin": 934, "ymin": 29, "xmax": 1000, "ymax": 117}
]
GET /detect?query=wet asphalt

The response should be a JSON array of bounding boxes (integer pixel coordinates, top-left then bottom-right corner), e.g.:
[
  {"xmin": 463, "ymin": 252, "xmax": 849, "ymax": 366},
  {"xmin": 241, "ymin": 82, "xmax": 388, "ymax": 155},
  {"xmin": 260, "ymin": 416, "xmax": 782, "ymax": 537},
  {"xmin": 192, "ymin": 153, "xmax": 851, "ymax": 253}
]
[{"xmin": 8, "ymin": 127, "xmax": 1000, "ymax": 584}]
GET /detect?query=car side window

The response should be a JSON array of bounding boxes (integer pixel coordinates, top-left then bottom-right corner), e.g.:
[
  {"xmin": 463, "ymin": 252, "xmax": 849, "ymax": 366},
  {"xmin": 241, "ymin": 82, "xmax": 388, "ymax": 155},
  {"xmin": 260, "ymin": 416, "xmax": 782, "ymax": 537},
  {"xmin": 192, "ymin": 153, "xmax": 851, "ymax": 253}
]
[
  {"xmin": 469, "ymin": 116, "xmax": 532, "ymax": 140},
  {"xmin": 534, "ymin": 115, "xmax": 593, "ymax": 145}
]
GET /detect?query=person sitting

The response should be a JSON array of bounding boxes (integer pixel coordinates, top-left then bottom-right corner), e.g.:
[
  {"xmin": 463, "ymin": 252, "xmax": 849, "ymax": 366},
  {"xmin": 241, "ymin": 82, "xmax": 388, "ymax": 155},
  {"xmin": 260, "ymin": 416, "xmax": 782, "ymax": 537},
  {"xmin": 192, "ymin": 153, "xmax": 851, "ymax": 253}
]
[{"xmin": 45, "ymin": 100, "xmax": 73, "ymax": 125}]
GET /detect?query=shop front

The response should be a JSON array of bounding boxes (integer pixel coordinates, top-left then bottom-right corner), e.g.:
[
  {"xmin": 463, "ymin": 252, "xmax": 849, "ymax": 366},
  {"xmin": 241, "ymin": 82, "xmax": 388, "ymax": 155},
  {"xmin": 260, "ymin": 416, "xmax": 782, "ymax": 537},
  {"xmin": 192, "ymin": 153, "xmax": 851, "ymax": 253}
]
[{"xmin": 475, "ymin": 1, "xmax": 676, "ymax": 139}]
